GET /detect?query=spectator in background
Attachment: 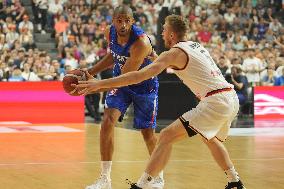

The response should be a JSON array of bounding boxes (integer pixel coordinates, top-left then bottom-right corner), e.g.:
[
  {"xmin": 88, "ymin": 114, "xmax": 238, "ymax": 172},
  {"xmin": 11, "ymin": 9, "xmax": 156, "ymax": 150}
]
[
  {"xmin": 34, "ymin": 0, "xmax": 48, "ymax": 34},
  {"xmin": 51, "ymin": 59, "xmax": 65, "ymax": 80},
  {"xmin": 265, "ymin": 28, "xmax": 276, "ymax": 43},
  {"xmin": 207, "ymin": 8, "xmax": 223, "ymax": 25},
  {"xmin": 249, "ymin": 27, "xmax": 262, "ymax": 42},
  {"xmin": 226, "ymin": 66, "xmax": 248, "ymax": 105},
  {"xmin": 54, "ymin": 15, "xmax": 69, "ymax": 43},
  {"xmin": 224, "ymin": 8, "xmax": 236, "ymax": 24},
  {"xmin": 274, "ymin": 34, "xmax": 284, "ymax": 49},
  {"xmin": 261, "ymin": 66, "xmax": 277, "ymax": 86},
  {"xmin": 275, "ymin": 67, "xmax": 284, "ymax": 86},
  {"xmin": 61, "ymin": 52, "xmax": 78, "ymax": 69},
  {"xmin": 0, "ymin": 62, "xmax": 9, "ymax": 81},
  {"xmin": 13, "ymin": 48, "xmax": 26, "ymax": 69},
  {"xmin": 242, "ymin": 48, "xmax": 263, "ymax": 86},
  {"xmin": 43, "ymin": 65, "xmax": 57, "ymax": 81},
  {"xmin": 250, "ymin": 8, "xmax": 260, "ymax": 24},
  {"xmin": 5, "ymin": 24, "xmax": 19, "ymax": 48},
  {"xmin": 198, "ymin": 24, "xmax": 212, "ymax": 44},
  {"xmin": 8, "ymin": 68, "xmax": 25, "ymax": 81},
  {"xmin": 21, "ymin": 62, "xmax": 41, "ymax": 81},
  {"xmin": 18, "ymin": 14, "xmax": 34, "ymax": 33},
  {"xmin": 217, "ymin": 56, "xmax": 229, "ymax": 76},
  {"xmin": 19, "ymin": 27, "xmax": 35, "ymax": 50},
  {"xmin": 269, "ymin": 18, "xmax": 282, "ymax": 35},
  {"xmin": 232, "ymin": 34, "xmax": 245, "ymax": 51},
  {"xmin": 47, "ymin": 0, "xmax": 63, "ymax": 29},
  {"xmin": 256, "ymin": 18, "xmax": 268, "ymax": 38},
  {"xmin": 10, "ymin": 0, "xmax": 26, "ymax": 22}
]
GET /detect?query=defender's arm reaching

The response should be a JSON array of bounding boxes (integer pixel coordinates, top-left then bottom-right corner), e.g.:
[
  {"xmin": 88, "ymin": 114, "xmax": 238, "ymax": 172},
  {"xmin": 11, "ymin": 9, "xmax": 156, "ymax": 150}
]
[{"xmin": 73, "ymin": 48, "xmax": 187, "ymax": 95}]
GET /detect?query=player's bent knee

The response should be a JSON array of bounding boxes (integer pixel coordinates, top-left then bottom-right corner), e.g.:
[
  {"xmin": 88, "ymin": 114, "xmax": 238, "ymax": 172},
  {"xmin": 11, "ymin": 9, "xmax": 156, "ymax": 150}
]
[
  {"xmin": 141, "ymin": 128, "xmax": 155, "ymax": 137},
  {"xmin": 158, "ymin": 129, "xmax": 175, "ymax": 145},
  {"xmin": 102, "ymin": 113, "xmax": 118, "ymax": 126}
]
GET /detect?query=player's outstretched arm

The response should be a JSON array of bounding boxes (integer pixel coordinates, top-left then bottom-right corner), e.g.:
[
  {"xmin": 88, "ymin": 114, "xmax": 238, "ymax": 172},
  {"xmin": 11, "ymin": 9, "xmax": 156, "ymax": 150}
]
[{"xmin": 74, "ymin": 50, "xmax": 175, "ymax": 95}]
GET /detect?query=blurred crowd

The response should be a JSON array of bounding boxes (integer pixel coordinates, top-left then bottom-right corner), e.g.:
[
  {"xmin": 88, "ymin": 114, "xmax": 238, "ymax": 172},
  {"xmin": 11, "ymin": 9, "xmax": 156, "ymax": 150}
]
[{"xmin": 0, "ymin": 0, "xmax": 284, "ymax": 91}]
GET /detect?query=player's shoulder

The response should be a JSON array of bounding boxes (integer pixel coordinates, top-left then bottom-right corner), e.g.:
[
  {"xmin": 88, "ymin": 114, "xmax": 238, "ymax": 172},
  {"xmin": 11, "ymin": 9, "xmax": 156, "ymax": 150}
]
[
  {"xmin": 132, "ymin": 35, "xmax": 151, "ymax": 51},
  {"xmin": 169, "ymin": 46, "xmax": 188, "ymax": 56},
  {"xmin": 165, "ymin": 47, "xmax": 190, "ymax": 64}
]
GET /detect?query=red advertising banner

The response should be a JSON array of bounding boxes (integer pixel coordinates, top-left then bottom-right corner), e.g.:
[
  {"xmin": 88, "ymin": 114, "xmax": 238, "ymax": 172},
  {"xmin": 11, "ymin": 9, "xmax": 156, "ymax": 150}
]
[
  {"xmin": 0, "ymin": 82, "xmax": 85, "ymax": 123},
  {"xmin": 254, "ymin": 86, "xmax": 284, "ymax": 127}
]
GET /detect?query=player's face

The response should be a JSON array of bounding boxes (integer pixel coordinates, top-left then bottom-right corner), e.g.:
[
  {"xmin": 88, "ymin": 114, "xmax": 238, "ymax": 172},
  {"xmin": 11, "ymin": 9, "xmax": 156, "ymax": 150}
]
[
  {"xmin": 162, "ymin": 22, "xmax": 173, "ymax": 48},
  {"xmin": 113, "ymin": 14, "xmax": 134, "ymax": 37}
]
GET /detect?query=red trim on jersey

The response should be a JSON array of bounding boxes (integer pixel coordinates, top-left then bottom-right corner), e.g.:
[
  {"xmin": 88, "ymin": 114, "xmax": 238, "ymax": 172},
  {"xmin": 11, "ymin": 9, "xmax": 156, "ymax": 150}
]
[{"xmin": 205, "ymin": 88, "xmax": 232, "ymax": 97}]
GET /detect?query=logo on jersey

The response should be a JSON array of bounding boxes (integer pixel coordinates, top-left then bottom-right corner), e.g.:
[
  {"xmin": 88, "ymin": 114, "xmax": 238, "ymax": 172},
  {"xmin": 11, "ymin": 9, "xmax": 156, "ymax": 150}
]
[
  {"xmin": 109, "ymin": 89, "xmax": 118, "ymax": 96},
  {"xmin": 110, "ymin": 49, "xmax": 129, "ymax": 63}
]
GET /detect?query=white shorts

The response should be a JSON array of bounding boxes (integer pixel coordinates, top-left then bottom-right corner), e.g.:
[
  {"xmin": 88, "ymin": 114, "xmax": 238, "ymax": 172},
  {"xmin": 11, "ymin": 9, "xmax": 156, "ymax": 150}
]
[{"xmin": 182, "ymin": 90, "xmax": 239, "ymax": 142}]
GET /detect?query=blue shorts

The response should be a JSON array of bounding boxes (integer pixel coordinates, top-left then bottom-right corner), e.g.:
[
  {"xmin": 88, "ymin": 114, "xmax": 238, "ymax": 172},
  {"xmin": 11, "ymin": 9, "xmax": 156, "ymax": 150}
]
[{"xmin": 105, "ymin": 88, "xmax": 158, "ymax": 129}]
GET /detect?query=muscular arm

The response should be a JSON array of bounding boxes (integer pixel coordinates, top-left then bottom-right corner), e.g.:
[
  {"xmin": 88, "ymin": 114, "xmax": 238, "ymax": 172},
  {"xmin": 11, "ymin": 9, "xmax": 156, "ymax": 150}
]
[
  {"xmin": 88, "ymin": 52, "xmax": 113, "ymax": 75},
  {"xmin": 91, "ymin": 48, "xmax": 187, "ymax": 90},
  {"xmin": 88, "ymin": 26, "xmax": 114, "ymax": 76},
  {"xmin": 121, "ymin": 36, "xmax": 152, "ymax": 74}
]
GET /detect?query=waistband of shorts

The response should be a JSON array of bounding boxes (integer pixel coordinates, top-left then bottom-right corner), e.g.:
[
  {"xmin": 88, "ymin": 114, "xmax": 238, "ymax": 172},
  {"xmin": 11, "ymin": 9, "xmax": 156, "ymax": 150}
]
[{"xmin": 205, "ymin": 87, "xmax": 233, "ymax": 97}]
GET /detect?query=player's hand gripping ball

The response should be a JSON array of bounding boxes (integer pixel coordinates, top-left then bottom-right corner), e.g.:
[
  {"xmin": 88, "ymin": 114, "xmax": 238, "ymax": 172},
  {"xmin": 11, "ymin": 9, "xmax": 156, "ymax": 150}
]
[{"xmin": 62, "ymin": 69, "xmax": 86, "ymax": 96}]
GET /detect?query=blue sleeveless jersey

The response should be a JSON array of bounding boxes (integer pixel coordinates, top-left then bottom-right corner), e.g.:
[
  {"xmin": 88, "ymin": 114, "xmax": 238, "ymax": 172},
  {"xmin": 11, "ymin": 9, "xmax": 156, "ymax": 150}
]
[{"xmin": 109, "ymin": 24, "xmax": 158, "ymax": 94}]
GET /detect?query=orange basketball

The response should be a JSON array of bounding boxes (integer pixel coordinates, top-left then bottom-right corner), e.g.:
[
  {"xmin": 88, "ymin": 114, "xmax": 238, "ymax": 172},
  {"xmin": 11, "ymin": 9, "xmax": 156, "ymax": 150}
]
[{"xmin": 62, "ymin": 69, "xmax": 86, "ymax": 96}]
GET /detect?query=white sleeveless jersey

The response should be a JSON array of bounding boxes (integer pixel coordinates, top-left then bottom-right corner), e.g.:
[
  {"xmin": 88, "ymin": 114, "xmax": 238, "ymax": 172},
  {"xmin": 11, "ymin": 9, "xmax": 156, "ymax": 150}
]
[{"xmin": 173, "ymin": 41, "xmax": 233, "ymax": 99}]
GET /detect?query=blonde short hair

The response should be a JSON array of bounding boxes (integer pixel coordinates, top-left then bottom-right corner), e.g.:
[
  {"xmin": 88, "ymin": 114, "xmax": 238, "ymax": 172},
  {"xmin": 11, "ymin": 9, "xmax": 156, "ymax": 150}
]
[{"xmin": 165, "ymin": 15, "xmax": 188, "ymax": 40}]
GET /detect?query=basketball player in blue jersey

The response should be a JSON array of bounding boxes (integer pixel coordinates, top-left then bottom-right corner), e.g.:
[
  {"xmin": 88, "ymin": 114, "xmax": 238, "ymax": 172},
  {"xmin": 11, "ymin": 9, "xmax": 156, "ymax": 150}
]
[
  {"xmin": 82, "ymin": 5, "xmax": 163, "ymax": 189},
  {"xmin": 75, "ymin": 15, "xmax": 246, "ymax": 189}
]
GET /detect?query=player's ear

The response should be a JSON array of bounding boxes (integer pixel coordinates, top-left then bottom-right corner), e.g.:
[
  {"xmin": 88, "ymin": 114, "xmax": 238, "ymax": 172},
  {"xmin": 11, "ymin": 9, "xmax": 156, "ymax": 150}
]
[{"xmin": 170, "ymin": 32, "xmax": 174, "ymax": 39}]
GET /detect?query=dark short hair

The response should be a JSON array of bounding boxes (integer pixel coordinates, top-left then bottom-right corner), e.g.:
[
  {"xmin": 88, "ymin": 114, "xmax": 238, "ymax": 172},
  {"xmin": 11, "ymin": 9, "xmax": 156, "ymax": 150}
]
[
  {"xmin": 113, "ymin": 5, "xmax": 133, "ymax": 18},
  {"xmin": 165, "ymin": 15, "xmax": 188, "ymax": 40}
]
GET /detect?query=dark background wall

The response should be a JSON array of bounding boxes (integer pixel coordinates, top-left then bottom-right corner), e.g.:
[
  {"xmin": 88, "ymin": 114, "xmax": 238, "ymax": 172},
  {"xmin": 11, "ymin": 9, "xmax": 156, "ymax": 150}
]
[{"xmin": 157, "ymin": 77, "xmax": 198, "ymax": 119}]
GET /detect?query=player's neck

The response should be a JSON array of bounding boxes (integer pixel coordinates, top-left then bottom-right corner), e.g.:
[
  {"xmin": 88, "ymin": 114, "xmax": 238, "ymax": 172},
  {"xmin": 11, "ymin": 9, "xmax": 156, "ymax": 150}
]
[
  {"xmin": 117, "ymin": 34, "xmax": 131, "ymax": 46},
  {"xmin": 170, "ymin": 37, "xmax": 186, "ymax": 48},
  {"xmin": 177, "ymin": 37, "xmax": 187, "ymax": 43}
]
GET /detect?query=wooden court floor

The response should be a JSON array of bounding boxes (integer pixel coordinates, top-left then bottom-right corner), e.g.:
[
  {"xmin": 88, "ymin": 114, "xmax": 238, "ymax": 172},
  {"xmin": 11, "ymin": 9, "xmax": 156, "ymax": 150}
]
[{"xmin": 0, "ymin": 123, "xmax": 284, "ymax": 189}]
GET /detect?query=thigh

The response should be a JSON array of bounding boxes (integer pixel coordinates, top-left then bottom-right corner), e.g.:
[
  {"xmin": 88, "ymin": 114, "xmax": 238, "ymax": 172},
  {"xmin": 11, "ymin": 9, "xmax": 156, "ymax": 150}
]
[
  {"xmin": 132, "ymin": 92, "xmax": 158, "ymax": 129},
  {"xmin": 159, "ymin": 119, "xmax": 188, "ymax": 144},
  {"xmin": 216, "ymin": 95, "xmax": 239, "ymax": 141},
  {"xmin": 182, "ymin": 99, "xmax": 229, "ymax": 140},
  {"xmin": 105, "ymin": 88, "xmax": 132, "ymax": 116}
]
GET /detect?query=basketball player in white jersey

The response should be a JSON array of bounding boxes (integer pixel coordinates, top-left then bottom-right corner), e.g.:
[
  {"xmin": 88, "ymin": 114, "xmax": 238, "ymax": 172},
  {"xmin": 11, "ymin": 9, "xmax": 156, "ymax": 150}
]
[{"xmin": 74, "ymin": 15, "xmax": 246, "ymax": 189}]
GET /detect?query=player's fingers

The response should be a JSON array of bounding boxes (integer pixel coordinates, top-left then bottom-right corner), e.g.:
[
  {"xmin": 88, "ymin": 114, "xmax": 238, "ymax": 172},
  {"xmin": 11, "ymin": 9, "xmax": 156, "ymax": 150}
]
[
  {"xmin": 83, "ymin": 70, "xmax": 94, "ymax": 80},
  {"xmin": 71, "ymin": 83, "xmax": 88, "ymax": 88},
  {"xmin": 78, "ymin": 80, "xmax": 92, "ymax": 84},
  {"xmin": 69, "ymin": 88, "xmax": 77, "ymax": 95},
  {"xmin": 71, "ymin": 84, "xmax": 77, "ymax": 87},
  {"xmin": 78, "ymin": 88, "xmax": 88, "ymax": 95},
  {"xmin": 82, "ymin": 89, "xmax": 90, "ymax": 96},
  {"xmin": 86, "ymin": 71, "xmax": 92, "ymax": 77}
]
